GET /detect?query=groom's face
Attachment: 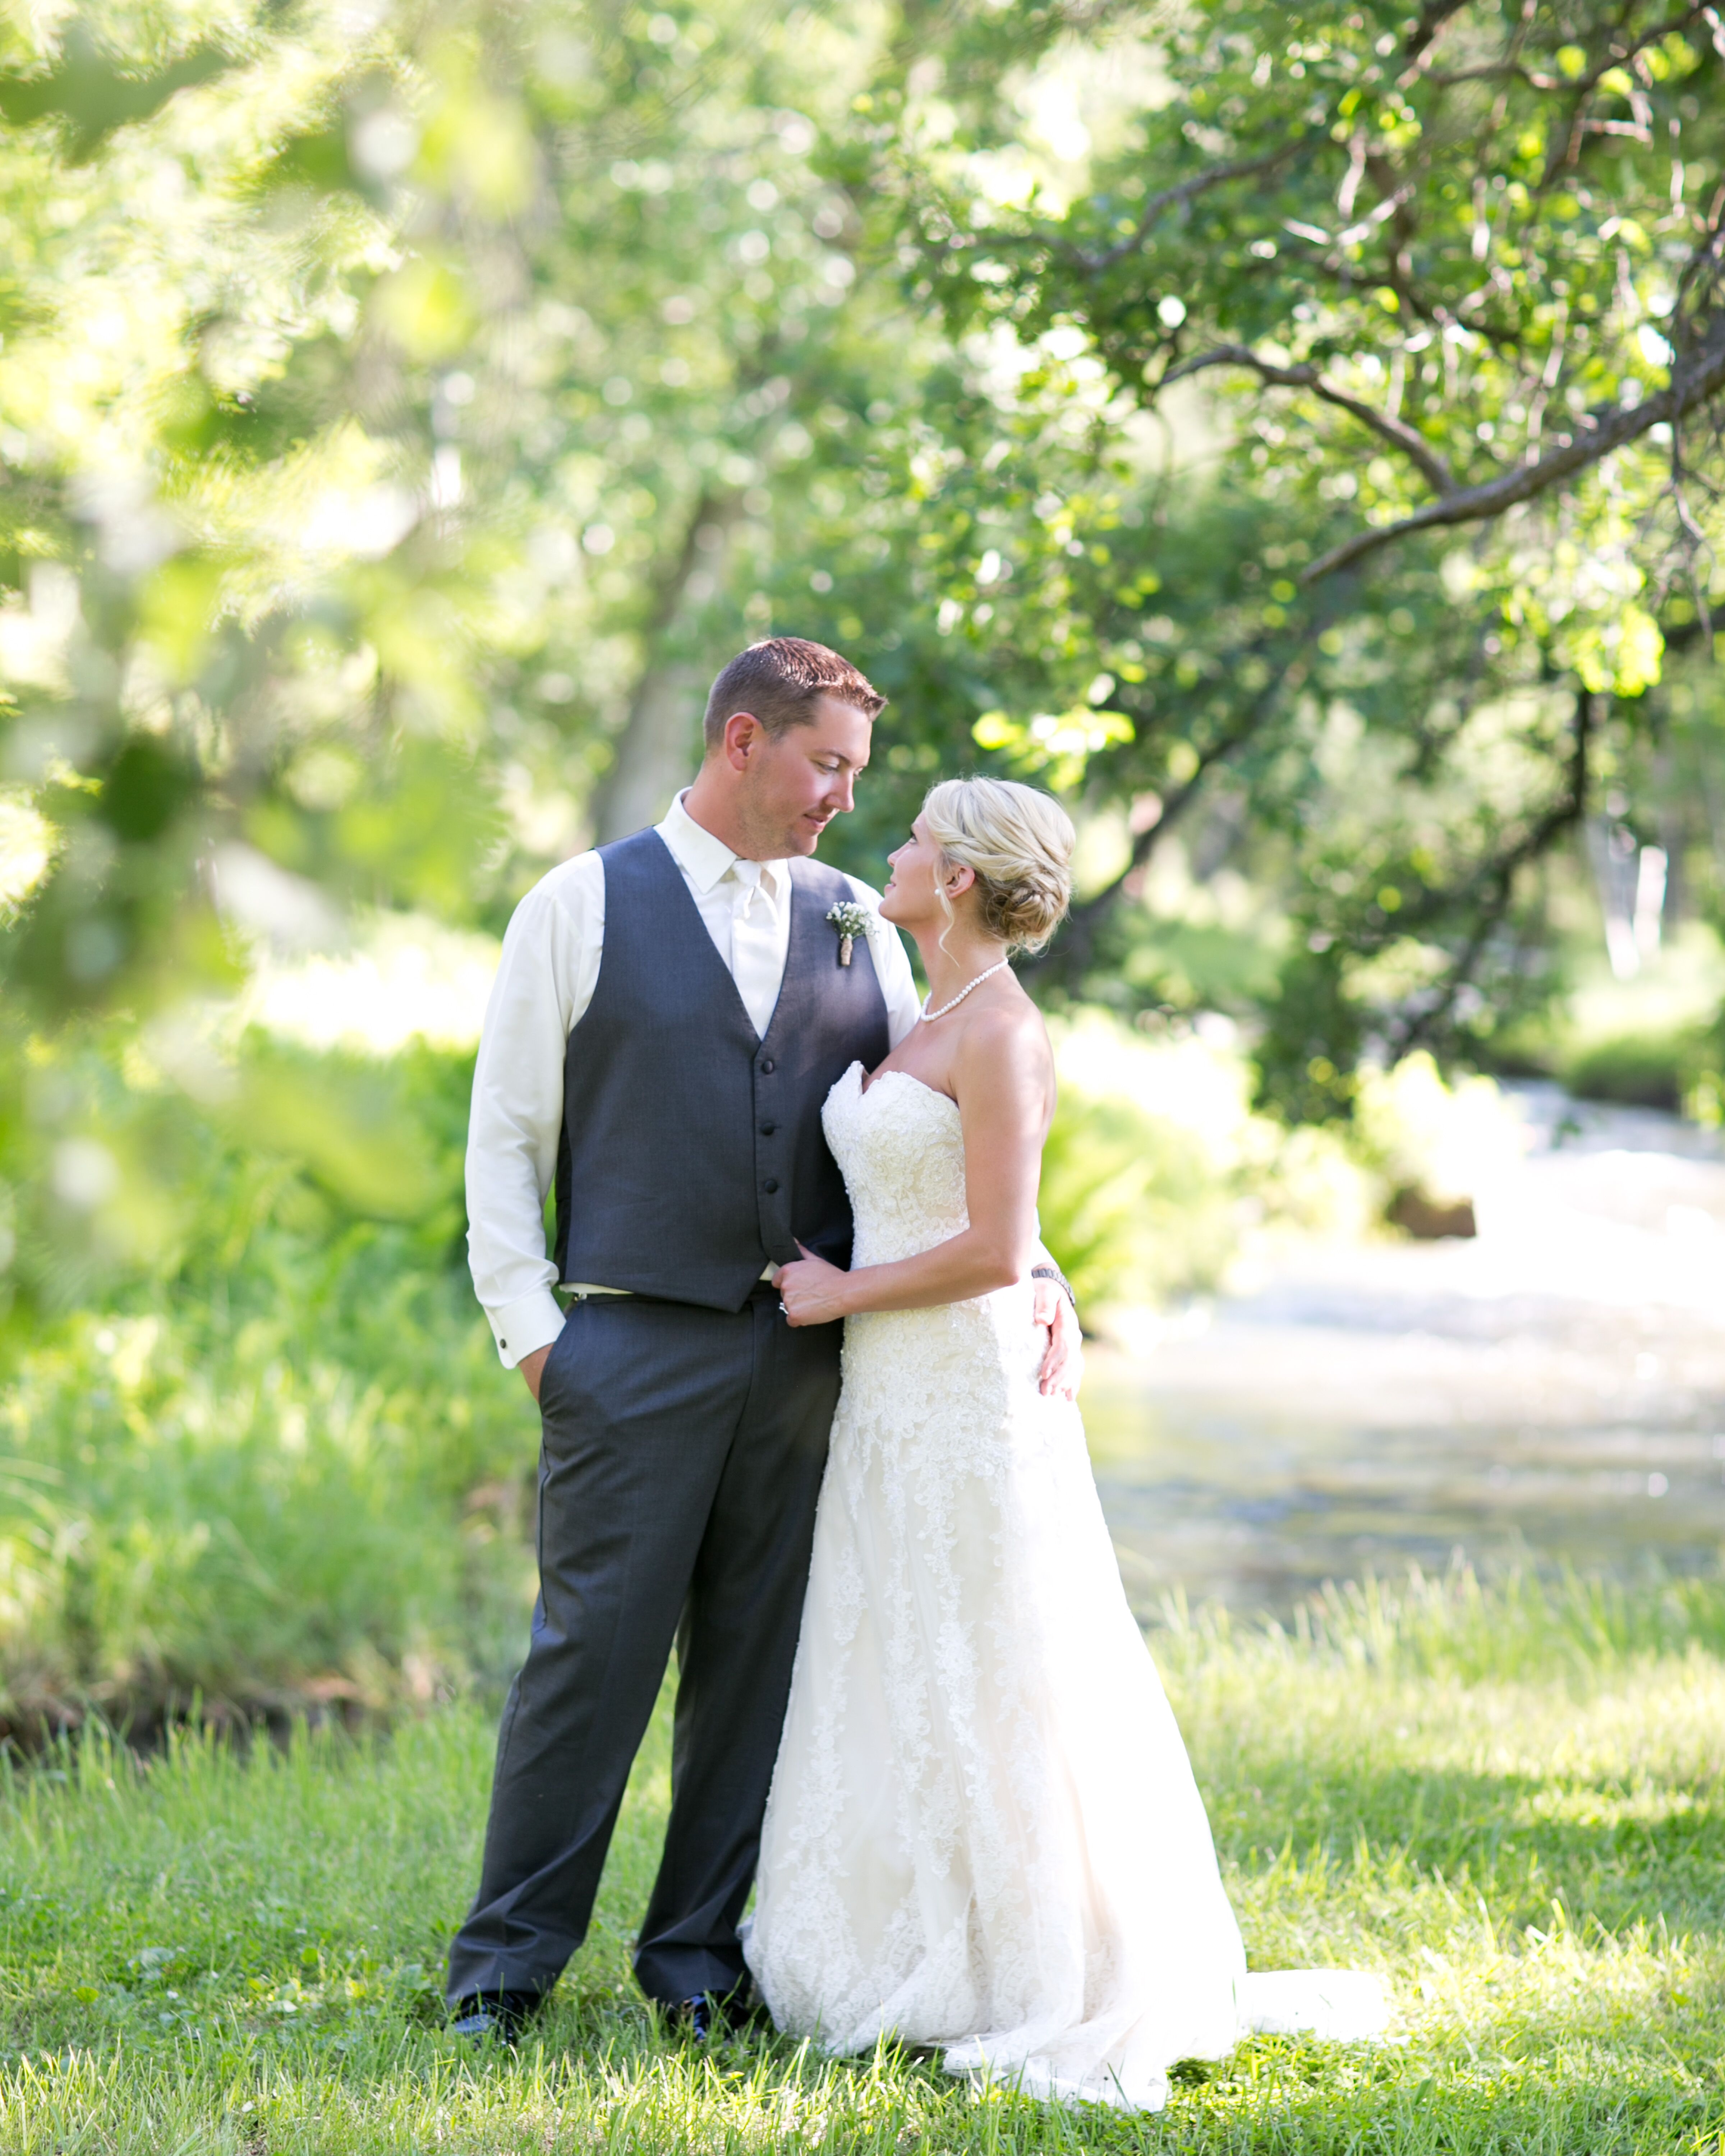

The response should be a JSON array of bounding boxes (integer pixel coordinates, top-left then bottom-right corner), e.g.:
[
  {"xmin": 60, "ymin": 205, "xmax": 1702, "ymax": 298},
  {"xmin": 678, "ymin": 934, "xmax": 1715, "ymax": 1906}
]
[{"xmin": 736, "ymin": 694, "xmax": 873, "ymax": 859}]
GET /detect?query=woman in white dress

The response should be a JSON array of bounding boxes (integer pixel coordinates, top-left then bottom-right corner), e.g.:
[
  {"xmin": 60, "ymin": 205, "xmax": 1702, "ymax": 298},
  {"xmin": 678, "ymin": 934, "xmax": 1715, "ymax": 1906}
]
[{"xmin": 748, "ymin": 777, "xmax": 1383, "ymax": 2111}]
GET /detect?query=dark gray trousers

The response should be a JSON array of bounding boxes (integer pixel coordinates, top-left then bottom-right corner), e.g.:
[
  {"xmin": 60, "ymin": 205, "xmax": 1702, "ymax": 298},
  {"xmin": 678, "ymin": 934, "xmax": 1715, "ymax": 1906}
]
[{"xmin": 446, "ymin": 1285, "xmax": 839, "ymax": 2009}]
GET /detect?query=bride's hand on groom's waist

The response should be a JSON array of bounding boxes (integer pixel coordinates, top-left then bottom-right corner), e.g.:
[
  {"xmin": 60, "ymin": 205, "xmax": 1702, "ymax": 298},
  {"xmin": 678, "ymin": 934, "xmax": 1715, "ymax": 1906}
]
[
  {"xmin": 1034, "ymin": 1280, "xmax": 1082, "ymax": 1401},
  {"xmin": 775, "ymin": 1247, "xmax": 851, "ymax": 1327}
]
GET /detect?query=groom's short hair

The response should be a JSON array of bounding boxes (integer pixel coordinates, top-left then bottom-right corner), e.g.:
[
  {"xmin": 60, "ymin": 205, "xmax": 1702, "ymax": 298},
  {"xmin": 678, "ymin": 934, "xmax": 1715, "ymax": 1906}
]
[{"xmin": 703, "ymin": 637, "xmax": 886, "ymax": 750}]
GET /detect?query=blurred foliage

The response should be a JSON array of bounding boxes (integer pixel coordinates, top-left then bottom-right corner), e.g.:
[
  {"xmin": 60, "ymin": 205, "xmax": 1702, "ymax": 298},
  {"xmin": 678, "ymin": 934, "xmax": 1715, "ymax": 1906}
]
[
  {"xmin": 1564, "ymin": 1021, "xmax": 1708, "ymax": 1106},
  {"xmin": 1349, "ymin": 1045, "xmax": 1523, "ymax": 1206},
  {"xmin": 0, "ymin": 1007, "xmax": 1523, "ymax": 1718},
  {"xmin": 1038, "ymin": 1091, "xmax": 1245, "ymax": 1307},
  {"xmin": 0, "ymin": 1041, "xmax": 532, "ymax": 1729},
  {"xmin": 1039, "ymin": 1012, "xmax": 1379, "ymax": 1310},
  {"xmin": 873, "ymin": 0, "xmax": 1725, "ymax": 1090},
  {"xmin": 1, "ymin": 0, "xmax": 1723, "ymax": 1341}
]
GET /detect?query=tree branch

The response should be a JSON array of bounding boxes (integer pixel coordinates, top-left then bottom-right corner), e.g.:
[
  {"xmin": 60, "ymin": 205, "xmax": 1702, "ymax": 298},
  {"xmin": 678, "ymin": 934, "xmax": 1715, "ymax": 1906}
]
[
  {"xmin": 1022, "ymin": 650, "xmax": 1306, "ymax": 982},
  {"xmin": 1423, "ymin": 62, "xmax": 1561, "ymax": 89},
  {"xmin": 1400, "ymin": 0, "xmax": 1473, "ymax": 75},
  {"xmin": 1052, "ymin": 141, "xmax": 1310, "ymax": 274},
  {"xmin": 1017, "ymin": 753, "xmax": 1214, "ymax": 982},
  {"xmin": 1302, "ymin": 315, "xmax": 1725, "ymax": 580},
  {"xmin": 1543, "ymin": 6, "xmax": 1712, "ymax": 184},
  {"xmin": 1399, "ymin": 685, "xmax": 1596, "ymax": 1052},
  {"xmin": 1162, "ymin": 343, "xmax": 1457, "ymax": 496}
]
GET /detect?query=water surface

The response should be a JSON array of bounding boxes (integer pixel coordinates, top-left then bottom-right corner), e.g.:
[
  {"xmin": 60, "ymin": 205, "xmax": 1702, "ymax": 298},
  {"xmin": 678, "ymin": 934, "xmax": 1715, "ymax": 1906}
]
[{"xmin": 1083, "ymin": 1089, "xmax": 1725, "ymax": 1616}]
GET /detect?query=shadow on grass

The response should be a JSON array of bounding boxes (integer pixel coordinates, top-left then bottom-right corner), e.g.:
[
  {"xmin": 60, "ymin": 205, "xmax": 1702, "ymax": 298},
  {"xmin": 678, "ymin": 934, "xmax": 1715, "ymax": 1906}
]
[
  {"xmin": 2, "ymin": 1667, "xmax": 1724, "ymax": 2151},
  {"xmin": 1211, "ymin": 1753, "xmax": 1725, "ymax": 1937}
]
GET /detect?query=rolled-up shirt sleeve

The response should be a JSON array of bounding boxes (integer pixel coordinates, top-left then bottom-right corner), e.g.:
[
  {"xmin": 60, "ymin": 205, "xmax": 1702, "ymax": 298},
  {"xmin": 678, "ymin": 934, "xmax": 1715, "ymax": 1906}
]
[{"xmin": 465, "ymin": 853, "xmax": 602, "ymax": 1367}]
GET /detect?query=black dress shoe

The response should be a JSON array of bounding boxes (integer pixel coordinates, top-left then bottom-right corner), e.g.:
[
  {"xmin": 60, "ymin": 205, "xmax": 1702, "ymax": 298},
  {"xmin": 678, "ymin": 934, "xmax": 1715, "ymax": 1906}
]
[
  {"xmin": 449, "ymin": 1990, "xmax": 539, "ymax": 2044},
  {"xmin": 663, "ymin": 1988, "xmax": 768, "ymax": 2042},
  {"xmin": 665, "ymin": 1993, "xmax": 719, "ymax": 2042}
]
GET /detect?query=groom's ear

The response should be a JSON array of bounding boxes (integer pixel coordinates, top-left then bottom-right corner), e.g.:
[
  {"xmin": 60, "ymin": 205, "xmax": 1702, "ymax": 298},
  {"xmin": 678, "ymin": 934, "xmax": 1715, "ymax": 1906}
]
[{"xmin": 720, "ymin": 710, "xmax": 766, "ymax": 767}]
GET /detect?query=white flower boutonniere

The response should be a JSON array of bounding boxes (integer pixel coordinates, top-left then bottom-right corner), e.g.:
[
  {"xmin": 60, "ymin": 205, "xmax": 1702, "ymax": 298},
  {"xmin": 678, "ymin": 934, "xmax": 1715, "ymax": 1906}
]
[{"xmin": 825, "ymin": 899, "xmax": 874, "ymax": 968}]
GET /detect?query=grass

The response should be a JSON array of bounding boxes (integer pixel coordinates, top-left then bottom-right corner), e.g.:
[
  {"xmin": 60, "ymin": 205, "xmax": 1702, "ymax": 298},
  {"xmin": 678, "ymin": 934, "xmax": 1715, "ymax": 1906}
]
[
  {"xmin": 2, "ymin": 1572, "xmax": 1724, "ymax": 2151},
  {"xmin": 8, "ymin": 1031, "xmax": 1725, "ymax": 2142}
]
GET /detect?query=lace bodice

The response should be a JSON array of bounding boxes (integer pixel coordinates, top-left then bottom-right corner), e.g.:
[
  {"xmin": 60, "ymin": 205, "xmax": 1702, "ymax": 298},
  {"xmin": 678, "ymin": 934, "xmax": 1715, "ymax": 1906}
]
[
  {"xmin": 819, "ymin": 1059, "xmax": 1032, "ymax": 1450},
  {"xmin": 821, "ymin": 1062, "xmax": 970, "ymax": 1268}
]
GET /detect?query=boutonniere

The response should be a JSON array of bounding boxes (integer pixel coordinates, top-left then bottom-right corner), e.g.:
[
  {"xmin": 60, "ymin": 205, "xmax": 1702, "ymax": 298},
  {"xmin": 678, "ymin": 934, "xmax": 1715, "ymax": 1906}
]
[{"xmin": 825, "ymin": 899, "xmax": 874, "ymax": 967}]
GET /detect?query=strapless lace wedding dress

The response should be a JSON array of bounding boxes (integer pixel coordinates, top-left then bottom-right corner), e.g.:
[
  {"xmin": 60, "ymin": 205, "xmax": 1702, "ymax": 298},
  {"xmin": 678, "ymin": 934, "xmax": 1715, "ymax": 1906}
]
[{"xmin": 745, "ymin": 1063, "xmax": 1385, "ymax": 2111}]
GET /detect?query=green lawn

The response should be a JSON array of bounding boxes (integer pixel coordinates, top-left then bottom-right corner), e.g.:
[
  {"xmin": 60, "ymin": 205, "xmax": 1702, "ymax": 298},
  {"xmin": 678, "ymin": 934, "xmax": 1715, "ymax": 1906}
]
[{"xmin": 2, "ymin": 1575, "xmax": 1724, "ymax": 2153}]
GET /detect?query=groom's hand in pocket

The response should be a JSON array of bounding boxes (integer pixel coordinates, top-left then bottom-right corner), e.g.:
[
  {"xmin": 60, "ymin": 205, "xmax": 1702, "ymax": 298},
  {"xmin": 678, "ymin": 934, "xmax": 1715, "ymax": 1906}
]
[{"xmin": 519, "ymin": 1343, "xmax": 553, "ymax": 1403}]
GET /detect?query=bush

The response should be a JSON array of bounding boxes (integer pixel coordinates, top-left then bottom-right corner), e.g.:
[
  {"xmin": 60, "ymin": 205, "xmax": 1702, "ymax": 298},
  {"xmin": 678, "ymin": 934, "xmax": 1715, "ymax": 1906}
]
[
  {"xmin": 0, "ymin": 1037, "xmax": 535, "ymax": 1734},
  {"xmin": 1562, "ymin": 1028, "xmax": 1702, "ymax": 1109},
  {"xmin": 1038, "ymin": 1013, "xmax": 1372, "ymax": 1313},
  {"xmin": 1037, "ymin": 1090, "xmax": 1244, "ymax": 1308},
  {"xmin": 1351, "ymin": 1051, "xmax": 1523, "ymax": 1230}
]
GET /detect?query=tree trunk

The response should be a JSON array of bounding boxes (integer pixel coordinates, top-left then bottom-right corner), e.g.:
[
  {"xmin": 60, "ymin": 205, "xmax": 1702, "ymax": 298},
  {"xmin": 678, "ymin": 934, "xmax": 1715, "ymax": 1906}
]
[
  {"xmin": 592, "ymin": 487, "xmax": 737, "ymax": 844},
  {"xmin": 595, "ymin": 660, "xmax": 705, "ymax": 843}
]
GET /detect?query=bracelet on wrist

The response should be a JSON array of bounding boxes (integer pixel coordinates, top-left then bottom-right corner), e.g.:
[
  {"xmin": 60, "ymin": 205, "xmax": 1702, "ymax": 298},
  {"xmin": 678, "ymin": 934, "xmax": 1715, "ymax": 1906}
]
[{"xmin": 1031, "ymin": 1263, "xmax": 1077, "ymax": 1312}]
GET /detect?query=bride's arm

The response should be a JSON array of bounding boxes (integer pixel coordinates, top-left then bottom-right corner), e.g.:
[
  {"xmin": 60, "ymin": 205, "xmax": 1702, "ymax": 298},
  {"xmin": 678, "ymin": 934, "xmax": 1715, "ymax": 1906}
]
[{"xmin": 777, "ymin": 1005, "xmax": 1052, "ymax": 1323}]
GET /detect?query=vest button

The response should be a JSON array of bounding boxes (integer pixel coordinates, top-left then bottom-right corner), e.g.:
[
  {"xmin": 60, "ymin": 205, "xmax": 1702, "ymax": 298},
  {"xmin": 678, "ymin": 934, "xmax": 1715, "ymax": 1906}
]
[
  {"xmin": 759, "ymin": 1057, "xmax": 775, "ymax": 1073},
  {"xmin": 762, "ymin": 1178, "xmax": 779, "ymax": 1194},
  {"xmin": 759, "ymin": 1121, "xmax": 777, "ymax": 1136}
]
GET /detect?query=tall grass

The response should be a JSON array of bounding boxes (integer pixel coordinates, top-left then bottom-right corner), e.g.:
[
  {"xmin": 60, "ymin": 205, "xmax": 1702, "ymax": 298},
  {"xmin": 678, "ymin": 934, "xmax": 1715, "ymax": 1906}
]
[
  {"xmin": 0, "ymin": 1041, "xmax": 536, "ymax": 1732},
  {"xmin": 1, "ymin": 1572, "xmax": 1723, "ymax": 2152}
]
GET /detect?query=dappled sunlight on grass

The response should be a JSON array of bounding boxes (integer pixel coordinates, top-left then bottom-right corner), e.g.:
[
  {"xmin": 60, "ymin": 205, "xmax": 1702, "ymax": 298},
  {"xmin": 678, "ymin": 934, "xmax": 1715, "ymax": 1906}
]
[{"xmin": 1, "ymin": 1576, "xmax": 1723, "ymax": 2150}]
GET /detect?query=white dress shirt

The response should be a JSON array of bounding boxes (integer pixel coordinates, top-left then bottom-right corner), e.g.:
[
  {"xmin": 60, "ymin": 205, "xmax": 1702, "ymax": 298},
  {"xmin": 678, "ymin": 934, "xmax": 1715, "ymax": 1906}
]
[{"xmin": 466, "ymin": 792, "xmax": 924, "ymax": 1367}]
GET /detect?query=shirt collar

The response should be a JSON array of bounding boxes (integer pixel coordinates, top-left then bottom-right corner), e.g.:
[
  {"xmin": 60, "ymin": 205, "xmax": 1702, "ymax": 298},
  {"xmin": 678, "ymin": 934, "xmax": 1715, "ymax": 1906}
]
[{"xmin": 658, "ymin": 791, "xmax": 789, "ymax": 901}]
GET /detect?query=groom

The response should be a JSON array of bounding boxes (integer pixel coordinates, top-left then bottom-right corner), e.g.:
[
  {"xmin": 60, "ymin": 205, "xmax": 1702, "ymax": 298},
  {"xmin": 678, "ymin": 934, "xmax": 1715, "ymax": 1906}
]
[{"xmin": 450, "ymin": 636, "xmax": 1075, "ymax": 2038}]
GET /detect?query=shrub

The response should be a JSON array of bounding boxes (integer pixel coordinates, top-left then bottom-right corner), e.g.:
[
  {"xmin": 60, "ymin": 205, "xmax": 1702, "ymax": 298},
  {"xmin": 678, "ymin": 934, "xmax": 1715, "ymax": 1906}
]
[
  {"xmin": 0, "ymin": 1038, "xmax": 535, "ymax": 1733},
  {"xmin": 1039, "ymin": 1013, "xmax": 1372, "ymax": 1313},
  {"xmin": 1563, "ymin": 1028, "xmax": 1702, "ymax": 1109}
]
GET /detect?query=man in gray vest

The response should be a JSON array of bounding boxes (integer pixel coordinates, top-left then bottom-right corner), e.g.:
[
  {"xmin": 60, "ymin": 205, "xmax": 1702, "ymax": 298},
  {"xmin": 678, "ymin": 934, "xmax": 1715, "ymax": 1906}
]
[{"xmin": 450, "ymin": 637, "xmax": 1078, "ymax": 2040}]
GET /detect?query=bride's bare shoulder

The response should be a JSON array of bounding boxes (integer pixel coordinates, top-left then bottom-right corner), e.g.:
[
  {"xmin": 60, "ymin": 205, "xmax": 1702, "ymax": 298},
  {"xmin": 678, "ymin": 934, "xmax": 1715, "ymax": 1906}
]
[{"xmin": 951, "ymin": 991, "xmax": 1054, "ymax": 1088}]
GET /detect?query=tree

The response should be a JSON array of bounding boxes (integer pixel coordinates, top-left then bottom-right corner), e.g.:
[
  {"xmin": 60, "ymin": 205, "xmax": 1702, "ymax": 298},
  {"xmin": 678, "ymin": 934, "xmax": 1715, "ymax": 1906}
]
[
  {"xmin": 854, "ymin": 0, "xmax": 1725, "ymax": 1102},
  {"xmin": 0, "ymin": 0, "xmax": 1101, "ymax": 1323},
  {"xmin": 7, "ymin": 0, "xmax": 1725, "ymax": 1353}
]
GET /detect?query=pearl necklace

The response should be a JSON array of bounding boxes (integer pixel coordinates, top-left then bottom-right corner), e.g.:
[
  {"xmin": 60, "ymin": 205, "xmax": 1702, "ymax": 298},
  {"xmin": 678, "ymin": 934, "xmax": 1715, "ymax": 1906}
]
[{"xmin": 921, "ymin": 957, "xmax": 1010, "ymax": 1021}]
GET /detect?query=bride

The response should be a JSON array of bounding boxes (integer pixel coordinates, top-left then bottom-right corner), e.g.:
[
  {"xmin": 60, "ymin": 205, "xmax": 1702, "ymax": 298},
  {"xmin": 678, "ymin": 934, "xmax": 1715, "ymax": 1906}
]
[{"xmin": 746, "ymin": 776, "xmax": 1384, "ymax": 2110}]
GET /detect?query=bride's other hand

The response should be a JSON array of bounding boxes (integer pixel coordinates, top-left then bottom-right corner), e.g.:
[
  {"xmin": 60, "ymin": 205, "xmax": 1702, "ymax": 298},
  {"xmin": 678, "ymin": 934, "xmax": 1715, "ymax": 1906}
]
[
  {"xmin": 1034, "ymin": 1280, "xmax": 1082, "ymax": 1399},
  {"xmin": 776, "ymin": 1245, "xmax": 851, "ymax": 1326}
]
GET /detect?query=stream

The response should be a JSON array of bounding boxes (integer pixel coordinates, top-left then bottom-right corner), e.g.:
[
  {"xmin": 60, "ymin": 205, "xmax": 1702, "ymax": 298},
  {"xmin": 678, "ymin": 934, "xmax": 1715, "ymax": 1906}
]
[{"xmin": 1082, "ymin": 1085, "xmax": 1725, "ymax": 1617}]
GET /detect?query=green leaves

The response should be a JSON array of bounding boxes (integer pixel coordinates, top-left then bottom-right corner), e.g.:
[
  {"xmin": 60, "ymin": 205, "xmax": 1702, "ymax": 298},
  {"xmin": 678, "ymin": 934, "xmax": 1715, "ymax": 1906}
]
[
  {"xmin": 95, "ymin": 737, "xmax": 199, "ymax": 846},
  {"xmin": 906, "ymin": 0, "xmax": 1725, "ymax": 586},
  {"xmin": 371, "ymin": 259, "xmax": 479, "ymax": 365},
  {"xmin": 1570, "ymin": 603, "xmax": 1664, "ymax": 699},
  {"xmin": 0, "ymin": 26, "xmax": 236, "ymax": 162},
  {"xmin": 972, "ymin": 702, "xmax": 1134, "ymax": 793},
  {"xmin": 0, "ymin": 0, "xmax": 1721, "ymax": 1286},
  {"xmin": 843, "ymin": 0, "xmax": 1725, "ymax": 1101}
]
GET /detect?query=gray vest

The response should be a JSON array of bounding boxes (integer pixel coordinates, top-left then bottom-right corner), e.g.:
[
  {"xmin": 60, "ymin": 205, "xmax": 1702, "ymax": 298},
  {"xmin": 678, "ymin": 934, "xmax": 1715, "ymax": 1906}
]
[{"xmin": 552, "ymin": 829, "xmax": 891, "ymax": 1310}]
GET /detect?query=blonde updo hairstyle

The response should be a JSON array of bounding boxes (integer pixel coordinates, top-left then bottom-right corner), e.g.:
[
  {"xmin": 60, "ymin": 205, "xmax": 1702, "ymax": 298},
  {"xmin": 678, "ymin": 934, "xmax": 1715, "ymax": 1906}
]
[{"xmin": 920, "ymin": 776, "xmax": 1075, "ymax": 956}]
